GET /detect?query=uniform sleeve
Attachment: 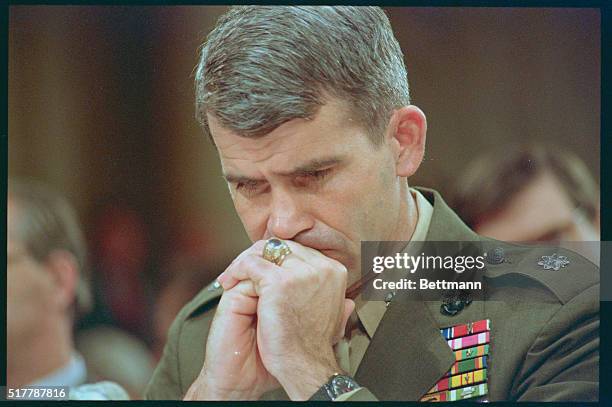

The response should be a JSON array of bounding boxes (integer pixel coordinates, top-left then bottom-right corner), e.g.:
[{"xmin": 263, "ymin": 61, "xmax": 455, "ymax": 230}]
[
  {"xmin": 144, "ymin": 312, "xmax": 186, "ymax": 400},
  {"xmin": 513, "ymin": 283, "xmax": 599, "ymax": 401}
]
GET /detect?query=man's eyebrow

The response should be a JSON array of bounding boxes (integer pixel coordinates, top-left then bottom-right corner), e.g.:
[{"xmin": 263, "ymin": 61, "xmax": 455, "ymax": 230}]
[
  {"xmin": 222, "ymin": 173, "xmax": 264, "ymax": 184},
  {"xmin": 222, "ymin": 156, "xmax": 345, "ymax": 184},
  {"xmin": 279, "ymin": 156, "xmax": 345, "ymax": 176}
]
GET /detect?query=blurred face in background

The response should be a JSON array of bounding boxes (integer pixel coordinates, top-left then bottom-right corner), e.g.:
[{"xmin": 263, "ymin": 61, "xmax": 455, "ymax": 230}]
[
  {"xmin": 7, "ymin": 199, "xmax": 59, "ymax": 343},
  {"xmin": 474, "ymin": 171, "xmax": 600, "ymax": 262},
  {"xmin": 210, "ymin": 98, "xmax": 407, "ymax": 284}
]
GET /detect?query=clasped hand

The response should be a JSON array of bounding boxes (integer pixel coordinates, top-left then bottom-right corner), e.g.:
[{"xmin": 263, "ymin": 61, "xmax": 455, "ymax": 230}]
[{"xmin": 184, "ymin": 240, "xmax": 355, "ymax": 401}]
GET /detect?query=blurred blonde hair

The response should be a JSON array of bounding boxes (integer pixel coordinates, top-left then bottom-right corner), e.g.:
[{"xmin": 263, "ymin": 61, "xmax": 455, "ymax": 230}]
[{"xmin": 8, "ymin": 178, "xmax": 92, "ymax": 319}]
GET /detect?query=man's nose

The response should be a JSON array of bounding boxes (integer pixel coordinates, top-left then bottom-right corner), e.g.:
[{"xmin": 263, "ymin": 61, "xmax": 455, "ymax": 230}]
[{"xmin": 266, "ymin": 190, "xmax": 314, "ymax": 240}]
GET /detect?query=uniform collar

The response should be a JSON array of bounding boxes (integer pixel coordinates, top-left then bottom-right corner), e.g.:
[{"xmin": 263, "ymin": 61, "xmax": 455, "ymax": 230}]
[{"xmin": 356, "ymin": 188, "xmax": 434, "ymax": 338}]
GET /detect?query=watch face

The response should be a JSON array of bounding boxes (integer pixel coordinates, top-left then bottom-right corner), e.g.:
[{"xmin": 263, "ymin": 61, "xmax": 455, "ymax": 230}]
[{"xmin": 331, "ymin": 375, "xmax": 359, "ymax": 396}]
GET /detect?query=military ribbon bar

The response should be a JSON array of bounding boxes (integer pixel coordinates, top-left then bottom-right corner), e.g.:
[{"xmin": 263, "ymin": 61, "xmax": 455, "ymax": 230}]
[
  {"xmin": 454, "ymin": 344, "xmax": 489, "ymax": 361},
  {"xmin": 427, "ymin": 368, "xmax": 488, "ymax": 393},
  {"xmin": 440, "ymin": 319, "xmax": 490, "ymax": 340},
  {"xmin": 423, "ymin": 320, "xmax": 491, "ymax": 402},
  {"xmin": 447, "ymin": 331, "xmax": 489, "ymax": 351},
  {"xmin": 420, "ymin": 383, "xmax": 488, "ymax": 402},
  {"xmin": 445, "ymin": 355, "xmax": 487, "ymax": 377}
]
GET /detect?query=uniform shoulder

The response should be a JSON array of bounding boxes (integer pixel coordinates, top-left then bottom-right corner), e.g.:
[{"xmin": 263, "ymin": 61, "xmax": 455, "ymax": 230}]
[
  {"xmin": 175, "ymin": 280, "xmax": 223, "ymax": 322},
  {"xmin": 482, "ymin": 239, "xmax": 599, "ymax": 305}
]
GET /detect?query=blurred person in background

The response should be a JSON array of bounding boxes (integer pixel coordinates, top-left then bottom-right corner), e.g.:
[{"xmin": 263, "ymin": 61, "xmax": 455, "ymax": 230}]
[
  {"xmin": 7, "ymin": 178, "xmax": 149, "ymax": 399},
  {"xmin": 91, "ymin": 204, "xmax": 150, "ymax": 337},
  {"xmin": 75, "ymin": 325, "xmax": 154, "ymax": 398},
  {"xmin": 7, "ymin": 178, "xmax": 93, "ymax": 388},
  {"xmin": 451, "ymin": 143, "xmax": 600, "ymax": 264},
  {"xmin": 78, "ymin": 203, "xmax": 157, "ymax": 398}
]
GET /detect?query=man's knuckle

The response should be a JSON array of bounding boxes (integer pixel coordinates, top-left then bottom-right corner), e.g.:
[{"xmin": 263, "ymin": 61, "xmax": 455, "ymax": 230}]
[
  {"xmin": 322, "ymin": 260, "xmax": 345, "ymax": 275},
  {"xmin": 234, "ymin": 254, "xmax": 255, "ymax": 271},
  {"xmin": 252, "ymin": 240, "xmax": 266, "ymax": 252},
  {"xmin": 243, "ymin": 255, "xmax": 259, "ymax": 268},
  {"xmin": 281, "ymin": 274, "xmax": 299, "ymax": 289}
]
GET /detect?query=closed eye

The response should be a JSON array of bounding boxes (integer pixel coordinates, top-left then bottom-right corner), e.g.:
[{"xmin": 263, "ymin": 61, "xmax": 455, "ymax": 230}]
[
  {"xmin": 231, "ymin": 167, "xmax": 335, "ymax": 197},
  {"xmin": 294, "ymin": 168, "xmax": 333, "ymax": 186},
  {"xmin": 235, "ymin": 180, "xmax": 267, "ymax": 196}
]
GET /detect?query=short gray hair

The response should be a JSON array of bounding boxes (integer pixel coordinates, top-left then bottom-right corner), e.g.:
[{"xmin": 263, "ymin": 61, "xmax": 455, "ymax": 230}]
[{"xmin": 195, "ymin": 6, "xmax": 410, "ymax": 144}]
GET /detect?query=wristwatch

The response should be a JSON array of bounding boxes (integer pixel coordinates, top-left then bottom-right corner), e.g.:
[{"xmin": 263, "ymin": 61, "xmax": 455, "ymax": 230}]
[{"xmin": 309, "ymin": 373, "xmax": 361, "ymax": 401}]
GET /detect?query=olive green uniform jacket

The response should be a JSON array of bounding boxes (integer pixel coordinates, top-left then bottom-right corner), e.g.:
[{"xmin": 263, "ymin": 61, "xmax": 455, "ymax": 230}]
[{"xmin": 145, "ymin": 188, "xmax": 599, "ymax": 401}]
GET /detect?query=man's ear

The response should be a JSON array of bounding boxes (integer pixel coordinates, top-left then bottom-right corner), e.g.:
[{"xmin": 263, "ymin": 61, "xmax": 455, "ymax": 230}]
[
  {"xmin": 45, "ymin": 250, "xmax": 79, "ymax": 312},
  {"xmin": 387, "ymin": 106, "xmax": 427, "ymax": 177}
]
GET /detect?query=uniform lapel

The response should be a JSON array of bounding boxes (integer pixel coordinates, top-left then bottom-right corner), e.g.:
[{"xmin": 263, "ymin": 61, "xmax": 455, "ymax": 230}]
[
  {"xmin": 355, "ymin": 294, "xmax": 454, "ymax": 400},
  {"xmin": 354, "ymin": 188, "xmax": 485, "ymax": 400}
]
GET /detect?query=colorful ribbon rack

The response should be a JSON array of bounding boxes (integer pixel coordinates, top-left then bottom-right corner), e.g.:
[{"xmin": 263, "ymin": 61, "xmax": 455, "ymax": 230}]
[{"xmin": 420, "ymin": 319, "xmax": 491, "ymax": 402}]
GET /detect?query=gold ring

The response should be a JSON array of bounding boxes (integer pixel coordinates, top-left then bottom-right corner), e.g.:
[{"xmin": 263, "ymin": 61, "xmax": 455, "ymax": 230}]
[{"xmin": 262, "ymin": 238, "xmax": 292, "ymax": 266}]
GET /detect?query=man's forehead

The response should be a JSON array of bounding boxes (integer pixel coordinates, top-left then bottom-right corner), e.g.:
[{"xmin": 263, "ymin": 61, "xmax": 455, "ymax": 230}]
[
  {"xmin": 208, "ymin": 100, "xmax": 366, "ymax": 179},
  {"xmin": 215, "ymin": 128, "xmax": 339, "ymax": 178},
  {"xmin": 210, "ymin": 115, "xmax": 335, "ymax": 152}
]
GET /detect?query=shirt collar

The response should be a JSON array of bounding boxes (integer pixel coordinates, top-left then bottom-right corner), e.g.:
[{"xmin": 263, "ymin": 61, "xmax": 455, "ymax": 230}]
[
  {"xmin": 29, "ymin": 352, "xmax": 87, "ymax": 388},
  {"xmin": 356, "ymin": 188, "xmax": 434, "ymax": 338}
]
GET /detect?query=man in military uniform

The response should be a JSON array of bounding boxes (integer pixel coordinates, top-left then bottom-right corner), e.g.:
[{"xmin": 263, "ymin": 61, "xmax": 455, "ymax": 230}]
[{"xmin": 145, "ymin": 6, "xmax": 599, "ymax": 401}]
